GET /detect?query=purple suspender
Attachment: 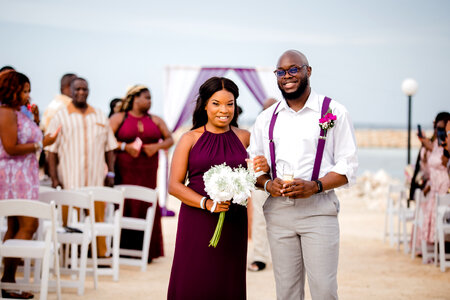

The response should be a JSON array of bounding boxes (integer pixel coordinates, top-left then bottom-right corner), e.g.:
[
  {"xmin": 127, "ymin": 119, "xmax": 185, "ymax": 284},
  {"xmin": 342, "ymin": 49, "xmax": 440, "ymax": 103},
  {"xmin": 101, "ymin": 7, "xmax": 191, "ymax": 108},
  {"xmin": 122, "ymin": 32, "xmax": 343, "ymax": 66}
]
[
  {"xmin": 268, "ymin": 102, "xmax": 281, "ymax": 180},
  {"xmin": 311, "ymin": 97, "xmax": 331, "ymax": 180},
  {"xmin": 268, "ymin": 97, "xmax": 331, "ymax": 181}
]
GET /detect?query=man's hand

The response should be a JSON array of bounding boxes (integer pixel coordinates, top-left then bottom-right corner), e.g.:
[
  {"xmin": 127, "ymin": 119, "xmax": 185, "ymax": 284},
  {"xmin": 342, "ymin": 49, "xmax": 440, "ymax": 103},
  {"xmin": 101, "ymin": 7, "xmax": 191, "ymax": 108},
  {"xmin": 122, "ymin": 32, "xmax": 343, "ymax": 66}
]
[
  {"xmin": 281, "ymin": 179, "xmax": 318, "ymax": 199},
  {"xmin": 266, "ymin": 178, "xmax": 284, "ymax": 197},
  {"xmin": 104, "ymin": 176, "xmax": 114, "ymax": 187}
]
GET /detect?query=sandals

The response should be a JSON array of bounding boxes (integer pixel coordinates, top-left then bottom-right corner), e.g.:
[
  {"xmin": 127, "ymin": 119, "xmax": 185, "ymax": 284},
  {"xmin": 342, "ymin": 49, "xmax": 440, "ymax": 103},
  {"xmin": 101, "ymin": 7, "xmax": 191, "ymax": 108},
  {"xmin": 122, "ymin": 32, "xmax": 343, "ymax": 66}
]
[
  {"xmin": 1, "ymin": 289, "xmax": 34, "ymax": 299},
  {"xmin": 248, "ymin": 261, "xmax": 266, "ymax": 272}
]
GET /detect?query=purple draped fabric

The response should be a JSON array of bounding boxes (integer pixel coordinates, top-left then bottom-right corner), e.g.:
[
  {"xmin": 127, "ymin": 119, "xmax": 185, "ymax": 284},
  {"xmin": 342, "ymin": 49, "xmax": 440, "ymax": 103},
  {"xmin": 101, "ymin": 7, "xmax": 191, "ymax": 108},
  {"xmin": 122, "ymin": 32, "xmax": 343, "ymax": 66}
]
[
  {"xmin": 172, "ymin": 68, "xmax": 229, "ymax": 131},
  {"xmin": 172, "ymin": 67, "xmax": 268, "ymax": 132},
  {"xmin": 234, "ymin": 68, "xmax": 266, "ymax": 106}
]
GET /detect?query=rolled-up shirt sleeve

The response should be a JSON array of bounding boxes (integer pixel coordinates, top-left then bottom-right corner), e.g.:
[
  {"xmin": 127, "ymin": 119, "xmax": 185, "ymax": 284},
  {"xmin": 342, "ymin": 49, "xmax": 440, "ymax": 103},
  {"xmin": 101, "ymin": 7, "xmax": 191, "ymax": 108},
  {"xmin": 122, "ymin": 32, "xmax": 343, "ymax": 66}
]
[{"xmin": 330, "ymin": 107, "xmax": 358, "ymax": 186}]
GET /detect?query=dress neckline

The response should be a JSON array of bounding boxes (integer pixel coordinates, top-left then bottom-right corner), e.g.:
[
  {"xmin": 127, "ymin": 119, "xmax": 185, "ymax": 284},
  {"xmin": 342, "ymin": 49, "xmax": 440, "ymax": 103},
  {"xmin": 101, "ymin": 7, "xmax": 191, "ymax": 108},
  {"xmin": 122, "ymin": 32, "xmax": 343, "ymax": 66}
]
[{"xmin": 203, "ymin": 125, "xmax": 232, "ymax": 135}]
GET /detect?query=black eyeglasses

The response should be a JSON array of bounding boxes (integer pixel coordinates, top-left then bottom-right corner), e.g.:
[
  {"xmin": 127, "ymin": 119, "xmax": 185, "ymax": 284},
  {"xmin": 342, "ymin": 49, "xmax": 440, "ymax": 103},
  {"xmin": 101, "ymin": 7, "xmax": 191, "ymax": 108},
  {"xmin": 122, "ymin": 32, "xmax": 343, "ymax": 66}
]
[{"xmin": 273, "ymin": 65, "xmax": 308, "ymax": 78}]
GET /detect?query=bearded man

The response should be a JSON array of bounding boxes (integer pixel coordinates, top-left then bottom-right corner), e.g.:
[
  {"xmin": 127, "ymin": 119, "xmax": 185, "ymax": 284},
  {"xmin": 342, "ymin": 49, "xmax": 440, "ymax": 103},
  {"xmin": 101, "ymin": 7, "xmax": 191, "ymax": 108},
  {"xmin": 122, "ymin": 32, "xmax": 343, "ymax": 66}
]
[{"xmin": 249, "ymin": 50, "xmax": 358, "ymax": 300}]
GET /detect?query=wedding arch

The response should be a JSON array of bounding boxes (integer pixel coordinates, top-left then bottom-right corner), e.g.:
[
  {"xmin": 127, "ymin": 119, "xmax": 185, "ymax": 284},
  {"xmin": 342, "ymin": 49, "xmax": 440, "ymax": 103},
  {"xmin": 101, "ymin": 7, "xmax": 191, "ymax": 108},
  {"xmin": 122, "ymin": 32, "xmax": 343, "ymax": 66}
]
[{"xmin": 159, "ymin": 65, "xmax": 282, "ymax": 213}]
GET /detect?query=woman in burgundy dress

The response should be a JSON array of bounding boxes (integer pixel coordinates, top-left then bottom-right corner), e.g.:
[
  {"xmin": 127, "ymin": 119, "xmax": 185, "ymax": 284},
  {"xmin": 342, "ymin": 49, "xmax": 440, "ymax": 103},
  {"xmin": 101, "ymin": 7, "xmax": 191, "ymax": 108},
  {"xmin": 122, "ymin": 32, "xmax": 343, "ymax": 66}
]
[
  {"xmin": 109, "ymin": 85, "xmax": 173, "ymax": 261},
  {"xmin": 167, "ymin": 77, "xmax": 250, "ymax": 300}
]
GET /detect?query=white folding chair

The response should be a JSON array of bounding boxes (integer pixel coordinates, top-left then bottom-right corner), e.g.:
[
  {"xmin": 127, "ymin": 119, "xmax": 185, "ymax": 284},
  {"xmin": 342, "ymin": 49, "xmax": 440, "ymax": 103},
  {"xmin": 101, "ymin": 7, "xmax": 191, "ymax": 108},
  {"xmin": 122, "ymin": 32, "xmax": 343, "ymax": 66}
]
[
  {"xmin": 0, "ymin": 199, "xmax": 61, "ymax": 300},
  {"xmin": 398, "ymin": 191, "xmax": 416, "ymax": 254},
  {"xmin": 411, "ymin": 189, "xmax": 425, "ymax": 259},
  {"xmin": 76, "ymin": 186, "xmax": 124, "ymax": 281},
  {"xmin": 39, "ymin": 190, "xmax": 98, "ymax": 295},
  {"xmin": 114, "ymin": 184, "xmax": 158, "ymax": 272},
  {"xmin": 434, "ymin": 193, "xmax": 450, "ymax": 272},
  {"xmin": 383, "ymin": 184, "xmax": 405, "ymax": 247}
]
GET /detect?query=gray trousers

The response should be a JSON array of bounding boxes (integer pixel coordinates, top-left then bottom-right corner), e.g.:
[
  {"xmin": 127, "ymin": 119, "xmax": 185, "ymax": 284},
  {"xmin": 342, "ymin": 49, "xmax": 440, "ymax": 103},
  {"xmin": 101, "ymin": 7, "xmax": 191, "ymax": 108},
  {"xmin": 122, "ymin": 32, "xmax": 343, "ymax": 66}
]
[{"xmin": 263, "ymin": 191, "xmax": 340, "ymax": 300}]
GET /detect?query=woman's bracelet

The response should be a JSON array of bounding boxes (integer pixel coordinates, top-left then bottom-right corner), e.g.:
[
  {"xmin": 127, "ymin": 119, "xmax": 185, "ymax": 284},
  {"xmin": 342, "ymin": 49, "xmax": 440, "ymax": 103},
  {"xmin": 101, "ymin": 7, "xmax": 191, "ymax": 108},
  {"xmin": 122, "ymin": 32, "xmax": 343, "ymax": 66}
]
[
  {"xmin": 210, "ymin": 201, "xmax": 217, "ymax": 213},
  {"xmin": 200, "ymin": 196, "xmax": 207, "ymax": 209},
  {"xmin": 264, "ymin": 179, "xmax": 272, "ymax": 193},
  {"xmin": 120, "ymin": 142, "xmax": 126, "ymax": 151}
]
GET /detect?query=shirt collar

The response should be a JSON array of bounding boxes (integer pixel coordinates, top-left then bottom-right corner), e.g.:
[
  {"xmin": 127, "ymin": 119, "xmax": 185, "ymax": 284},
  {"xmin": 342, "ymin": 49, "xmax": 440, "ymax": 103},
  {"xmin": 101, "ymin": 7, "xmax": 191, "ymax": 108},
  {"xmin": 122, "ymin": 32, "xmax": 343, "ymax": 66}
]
[
  {"xmin": 275, "ymin": 89, "xmax": 320, "ymax": 114},
  {"xmin": 67, "ymin": 102, "xmax": 95, "ymax": 115}
]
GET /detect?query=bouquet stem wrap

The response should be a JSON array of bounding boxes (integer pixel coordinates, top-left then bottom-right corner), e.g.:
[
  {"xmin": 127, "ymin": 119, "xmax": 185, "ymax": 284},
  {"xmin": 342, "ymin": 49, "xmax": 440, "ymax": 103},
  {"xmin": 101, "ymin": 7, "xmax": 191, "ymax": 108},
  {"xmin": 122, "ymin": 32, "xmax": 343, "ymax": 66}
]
[{"xmin": 209, "ymin": 211, "xmax": 225, "ymax": 248}]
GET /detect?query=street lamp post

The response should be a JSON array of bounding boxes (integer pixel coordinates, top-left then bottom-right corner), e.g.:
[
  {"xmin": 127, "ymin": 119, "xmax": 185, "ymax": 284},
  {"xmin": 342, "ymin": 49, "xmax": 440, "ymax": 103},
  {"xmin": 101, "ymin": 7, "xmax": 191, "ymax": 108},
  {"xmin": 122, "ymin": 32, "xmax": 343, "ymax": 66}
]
[{"xmin": 401, "ymin": 78, "xmax": 418, "ymax": 165}]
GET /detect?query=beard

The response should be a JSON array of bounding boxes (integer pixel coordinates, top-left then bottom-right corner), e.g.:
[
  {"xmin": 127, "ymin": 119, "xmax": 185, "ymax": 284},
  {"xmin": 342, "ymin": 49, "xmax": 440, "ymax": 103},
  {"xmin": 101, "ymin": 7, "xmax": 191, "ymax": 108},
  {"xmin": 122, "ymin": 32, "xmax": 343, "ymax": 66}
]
[{"xmin": 278, "ymin": 77, "xmax": 309, "ymax": 100}]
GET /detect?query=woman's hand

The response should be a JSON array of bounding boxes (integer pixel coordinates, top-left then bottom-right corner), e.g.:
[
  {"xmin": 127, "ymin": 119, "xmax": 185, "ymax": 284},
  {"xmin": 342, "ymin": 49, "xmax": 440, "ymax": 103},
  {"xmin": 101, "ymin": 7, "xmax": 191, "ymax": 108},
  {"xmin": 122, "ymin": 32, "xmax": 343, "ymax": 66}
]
[
  {"xmin": 205, "ymin": 200, "xmax": 231, "ymax": 213},
  {"xmin": 253, "ymin": 155, "xmax": 269, "ymax": 173},
  {"xmin": 124, "ymin": 143, "xmax": 140, "ymax": 158},
  {"xmin": 142, "ymin": 143, "xmax": 159, "ymax": 157}
]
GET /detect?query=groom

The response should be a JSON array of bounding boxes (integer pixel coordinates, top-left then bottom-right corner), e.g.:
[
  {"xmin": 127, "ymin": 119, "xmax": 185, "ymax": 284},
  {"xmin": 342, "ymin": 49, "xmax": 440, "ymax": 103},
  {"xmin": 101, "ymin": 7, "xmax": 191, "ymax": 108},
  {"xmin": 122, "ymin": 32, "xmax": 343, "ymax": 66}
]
[{"xmin": 249, "ymin": 50, "xmax": 358, "ymax": 299}]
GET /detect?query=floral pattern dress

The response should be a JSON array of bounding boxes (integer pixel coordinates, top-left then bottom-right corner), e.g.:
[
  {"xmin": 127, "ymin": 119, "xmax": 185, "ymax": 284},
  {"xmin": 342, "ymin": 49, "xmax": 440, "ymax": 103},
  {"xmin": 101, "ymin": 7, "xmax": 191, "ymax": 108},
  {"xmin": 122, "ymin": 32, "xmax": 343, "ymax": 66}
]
[
  {"xmin": 420, "ymin": 140, "xmax": 450, "ymax": 243},
  {"xmin": 0, "ymin": 111, "xmax": 42, "ymax": 200}
]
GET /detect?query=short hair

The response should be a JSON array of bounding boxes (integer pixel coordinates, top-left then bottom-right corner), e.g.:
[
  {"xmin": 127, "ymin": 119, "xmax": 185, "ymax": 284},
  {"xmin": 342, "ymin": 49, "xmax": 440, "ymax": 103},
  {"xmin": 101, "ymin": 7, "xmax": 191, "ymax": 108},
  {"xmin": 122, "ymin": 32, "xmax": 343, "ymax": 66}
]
[
  {"xmin": 60, "ymin": 73, "xmax": 77, "ymax": 92},
  {"xmin": 0, "ymin": 70, "xmax": 30, "ymax": 108},
  {"xmin": 191, "ymin": 77, "xmax": 239, "ymax": 130},
  {"xmin": 0, "ymin": 65, "xmax": 15, "ymax": 73}
]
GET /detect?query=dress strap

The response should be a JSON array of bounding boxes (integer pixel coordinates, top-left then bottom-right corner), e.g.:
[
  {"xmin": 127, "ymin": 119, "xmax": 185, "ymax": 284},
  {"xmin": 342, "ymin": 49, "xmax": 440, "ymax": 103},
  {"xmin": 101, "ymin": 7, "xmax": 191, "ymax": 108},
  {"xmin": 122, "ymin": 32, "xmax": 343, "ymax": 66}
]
[{"xmin": 203, "ymin": 125, "xmax": 207, "ymax": 132}]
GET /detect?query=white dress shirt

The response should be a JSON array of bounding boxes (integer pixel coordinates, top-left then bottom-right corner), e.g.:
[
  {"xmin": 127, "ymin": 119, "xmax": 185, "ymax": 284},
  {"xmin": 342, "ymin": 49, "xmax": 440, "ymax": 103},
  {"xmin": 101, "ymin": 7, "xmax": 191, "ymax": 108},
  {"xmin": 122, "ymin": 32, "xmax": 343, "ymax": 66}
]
[{"xmin": 249, "ymin": 90, "xmax": 358, "ymax": 187}]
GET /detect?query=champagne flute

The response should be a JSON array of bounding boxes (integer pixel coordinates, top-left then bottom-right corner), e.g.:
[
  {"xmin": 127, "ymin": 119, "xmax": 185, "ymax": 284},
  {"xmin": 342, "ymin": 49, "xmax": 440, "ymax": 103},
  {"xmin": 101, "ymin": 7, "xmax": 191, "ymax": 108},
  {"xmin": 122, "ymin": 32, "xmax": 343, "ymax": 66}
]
[
  {"xmin": 282, "ymin": 162, "xmax": 294, "ymax": 183},
  {"xmin": 280, "ymin": 161, "xmax": 294, "ymax": 204}
]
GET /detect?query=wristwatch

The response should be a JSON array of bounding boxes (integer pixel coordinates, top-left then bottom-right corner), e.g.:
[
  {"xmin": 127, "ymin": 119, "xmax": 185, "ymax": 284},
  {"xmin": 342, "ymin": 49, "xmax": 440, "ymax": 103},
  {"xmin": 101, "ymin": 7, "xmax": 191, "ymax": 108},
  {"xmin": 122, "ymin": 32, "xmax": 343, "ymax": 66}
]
[{"xmin": 314, "ymin": 180, "xmax": 323, "ymax": 194}]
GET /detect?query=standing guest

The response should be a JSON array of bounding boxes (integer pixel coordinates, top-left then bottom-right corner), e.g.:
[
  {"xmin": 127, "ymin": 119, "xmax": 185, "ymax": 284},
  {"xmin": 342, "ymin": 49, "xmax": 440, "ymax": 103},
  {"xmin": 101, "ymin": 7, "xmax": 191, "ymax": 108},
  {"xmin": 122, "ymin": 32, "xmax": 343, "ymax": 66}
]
[
  {"xmin": 418, "ymin": 112, "xmax": 450, "ymax": 255},
  {"xmin": 45, "ymin": 77, "xmax": 117, "ymax": 258},
  {"xmin": 108, "ymin": 97, "xmax": 122, "ymax": 118},
  {"xmin": 168, "ymin": 77, "xmax": 259, "ymax": 299},
  {"xmin": 248, "ymin": 97, "xmax": 278, "ymax": 272},
  {"xmin": 41, "ymin": 73, "xmax": 77, "ymax": 131},
  {"xmin": 0, "ymin": 70, "xmax": 59, "ymax": 299},
  {"xmin": 109, "ymin": 85, "xmax": 173, "ymax": 262},
  {"xmin": 249, "ymin": 50, "xmax": 358, "ymax": 300}
]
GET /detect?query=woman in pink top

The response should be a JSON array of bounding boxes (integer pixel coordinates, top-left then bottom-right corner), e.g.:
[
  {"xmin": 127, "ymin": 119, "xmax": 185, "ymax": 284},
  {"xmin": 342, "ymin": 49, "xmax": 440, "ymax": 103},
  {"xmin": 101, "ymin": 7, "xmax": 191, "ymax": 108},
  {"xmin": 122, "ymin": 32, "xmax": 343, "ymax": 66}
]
[
  {"xmin": 0, "ymin": 70, "xmax": 59, "ymax": 299},
  {"xmin": 418, "ymin": 112, "xmax": 450, "ymax": 257}
]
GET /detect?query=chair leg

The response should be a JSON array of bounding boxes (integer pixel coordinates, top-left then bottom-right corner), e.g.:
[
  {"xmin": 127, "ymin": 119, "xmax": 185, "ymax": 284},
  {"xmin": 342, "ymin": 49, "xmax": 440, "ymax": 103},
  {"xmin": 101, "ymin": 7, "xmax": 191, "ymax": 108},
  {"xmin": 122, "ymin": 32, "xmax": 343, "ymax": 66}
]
[
  {"xmin": 40, "ymin": 249, "xmax": 51, "ymax": 300},
  {"xmin": 113, "ymin": 232, "xmax": 120, "ymax": 281},
  {"xmin": 411, "ymin": 224, "xmax": 417, "ymax": 259},
  {"xmin": 384, "ymin": 202, "xmax": 389, "ymax": 243},
  {"xmin": 439, "ymin": 230, "xmax": 446, "ymax": 272},
  {"xmin": 78, "ymin": 241, "xmax": 89, "ymax": 296}
]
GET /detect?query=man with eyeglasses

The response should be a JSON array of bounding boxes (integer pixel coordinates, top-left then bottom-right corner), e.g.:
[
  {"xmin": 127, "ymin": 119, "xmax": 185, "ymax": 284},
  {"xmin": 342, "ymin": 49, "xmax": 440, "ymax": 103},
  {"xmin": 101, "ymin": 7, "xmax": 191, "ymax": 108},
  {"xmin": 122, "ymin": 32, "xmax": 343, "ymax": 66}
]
[{"xmin": 249, "ymin": 50, "xmax": 358, "ymax": 300}]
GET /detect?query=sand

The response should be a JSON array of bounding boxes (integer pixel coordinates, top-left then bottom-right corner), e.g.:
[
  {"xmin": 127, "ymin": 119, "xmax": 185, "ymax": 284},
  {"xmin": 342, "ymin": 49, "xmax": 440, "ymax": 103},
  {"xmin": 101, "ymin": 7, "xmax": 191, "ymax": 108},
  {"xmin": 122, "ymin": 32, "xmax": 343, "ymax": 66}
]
[{"xmin": 44, "ymin": 189, "xmax": 450, "ymax": 300}]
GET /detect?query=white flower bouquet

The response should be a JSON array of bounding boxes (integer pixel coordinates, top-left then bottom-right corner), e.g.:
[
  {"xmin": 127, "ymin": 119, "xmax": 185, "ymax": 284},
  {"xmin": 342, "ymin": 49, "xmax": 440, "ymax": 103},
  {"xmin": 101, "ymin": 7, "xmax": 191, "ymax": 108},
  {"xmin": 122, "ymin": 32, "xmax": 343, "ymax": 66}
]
[{"xmin": 203, "ymin": 163, "xmax": 256, "ymax": 247}]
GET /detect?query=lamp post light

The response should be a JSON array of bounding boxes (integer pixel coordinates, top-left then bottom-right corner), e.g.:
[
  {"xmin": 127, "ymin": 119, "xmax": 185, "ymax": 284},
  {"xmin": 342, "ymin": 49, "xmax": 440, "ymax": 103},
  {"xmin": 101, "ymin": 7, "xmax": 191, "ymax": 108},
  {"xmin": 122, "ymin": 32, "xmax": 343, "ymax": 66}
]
[{"xmin": 401, "ymin": 78, "xmax": 418, "ymax": 165}]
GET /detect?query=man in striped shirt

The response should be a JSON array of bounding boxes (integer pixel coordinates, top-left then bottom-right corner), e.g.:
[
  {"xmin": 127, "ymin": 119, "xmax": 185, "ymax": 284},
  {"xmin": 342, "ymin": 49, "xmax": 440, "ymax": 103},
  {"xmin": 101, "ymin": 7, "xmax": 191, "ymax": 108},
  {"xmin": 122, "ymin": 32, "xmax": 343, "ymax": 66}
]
[{"xmin": 45, "ymin": 77, "xmax": 117, "ymax": 257}]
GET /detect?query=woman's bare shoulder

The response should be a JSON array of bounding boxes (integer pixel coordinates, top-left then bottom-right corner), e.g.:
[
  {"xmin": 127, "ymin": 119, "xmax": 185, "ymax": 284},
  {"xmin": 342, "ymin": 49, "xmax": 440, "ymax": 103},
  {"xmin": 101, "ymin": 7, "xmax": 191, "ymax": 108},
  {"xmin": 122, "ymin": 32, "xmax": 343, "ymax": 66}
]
[{"xmin": 232, "ymin": 126, "xmax": 250, "ymax": 147}]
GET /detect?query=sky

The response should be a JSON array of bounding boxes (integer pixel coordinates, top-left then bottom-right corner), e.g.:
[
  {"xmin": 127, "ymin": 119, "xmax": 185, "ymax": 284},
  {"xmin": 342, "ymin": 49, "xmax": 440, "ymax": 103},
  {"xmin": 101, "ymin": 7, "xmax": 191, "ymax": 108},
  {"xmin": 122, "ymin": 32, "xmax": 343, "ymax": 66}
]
[{"xmin": 1, "ymin": 0, "xmax": 449, "ymax": 130}]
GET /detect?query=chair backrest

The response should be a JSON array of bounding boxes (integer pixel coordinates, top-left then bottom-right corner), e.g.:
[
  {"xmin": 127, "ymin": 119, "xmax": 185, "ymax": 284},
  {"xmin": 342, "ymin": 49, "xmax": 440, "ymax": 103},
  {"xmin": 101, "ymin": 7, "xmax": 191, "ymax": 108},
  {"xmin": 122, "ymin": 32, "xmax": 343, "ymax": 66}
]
[
  {"xmin": 436, "ymin": 193, "xmax": 450, "ymax": 207},
  {"xmin": 76, "ymin": 186, "xmax": 124, "ymax": 206},
  {"xmin": 114, "ymin": 184, "xmax": 158, "ymax": 205},
  {"xmin": 387, "ymin": 184, "xmax": 406, "ymax": 208},
  {"xmin": 39, "ymin": 190, "xmax": 95, "ymax": 226},
  {"xmin": 0, "ymin": 199, "xmax": 55, "ymax": 220},
  {"xmin": 436, "ymin": 193, "xmax": 450, "ymax": 222},
  {"xmin": 39, "ymin": 185, "xmax": 56, "ymax": 193},
  {"xmin": 75, "ymin": 186, "xmax": 125, "ymax": 224},
  {"xmin": 39, "ymin": 190, "xmax": 93, "ymax": 209}
]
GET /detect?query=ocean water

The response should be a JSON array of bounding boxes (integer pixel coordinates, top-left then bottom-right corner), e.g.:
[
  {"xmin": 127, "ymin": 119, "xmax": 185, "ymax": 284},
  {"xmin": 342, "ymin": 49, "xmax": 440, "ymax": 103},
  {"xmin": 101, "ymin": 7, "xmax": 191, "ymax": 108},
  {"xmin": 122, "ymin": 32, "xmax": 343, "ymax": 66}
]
[{"xmin": 357, "ymin": 147, "xmax": 419, "ymax": 180}]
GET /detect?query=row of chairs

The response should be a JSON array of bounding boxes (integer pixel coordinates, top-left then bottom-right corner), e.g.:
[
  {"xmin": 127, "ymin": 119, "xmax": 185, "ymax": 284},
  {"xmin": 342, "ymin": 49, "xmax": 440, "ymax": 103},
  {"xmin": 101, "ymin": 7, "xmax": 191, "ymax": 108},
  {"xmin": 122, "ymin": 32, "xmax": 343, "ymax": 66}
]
[
  {"xmin": 383, "ymin": 183, "xmax": 450, "ymax": 272},
  {"xmin": 0, "ymin": 184, "xmax": 158, "ymax": 299}
]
